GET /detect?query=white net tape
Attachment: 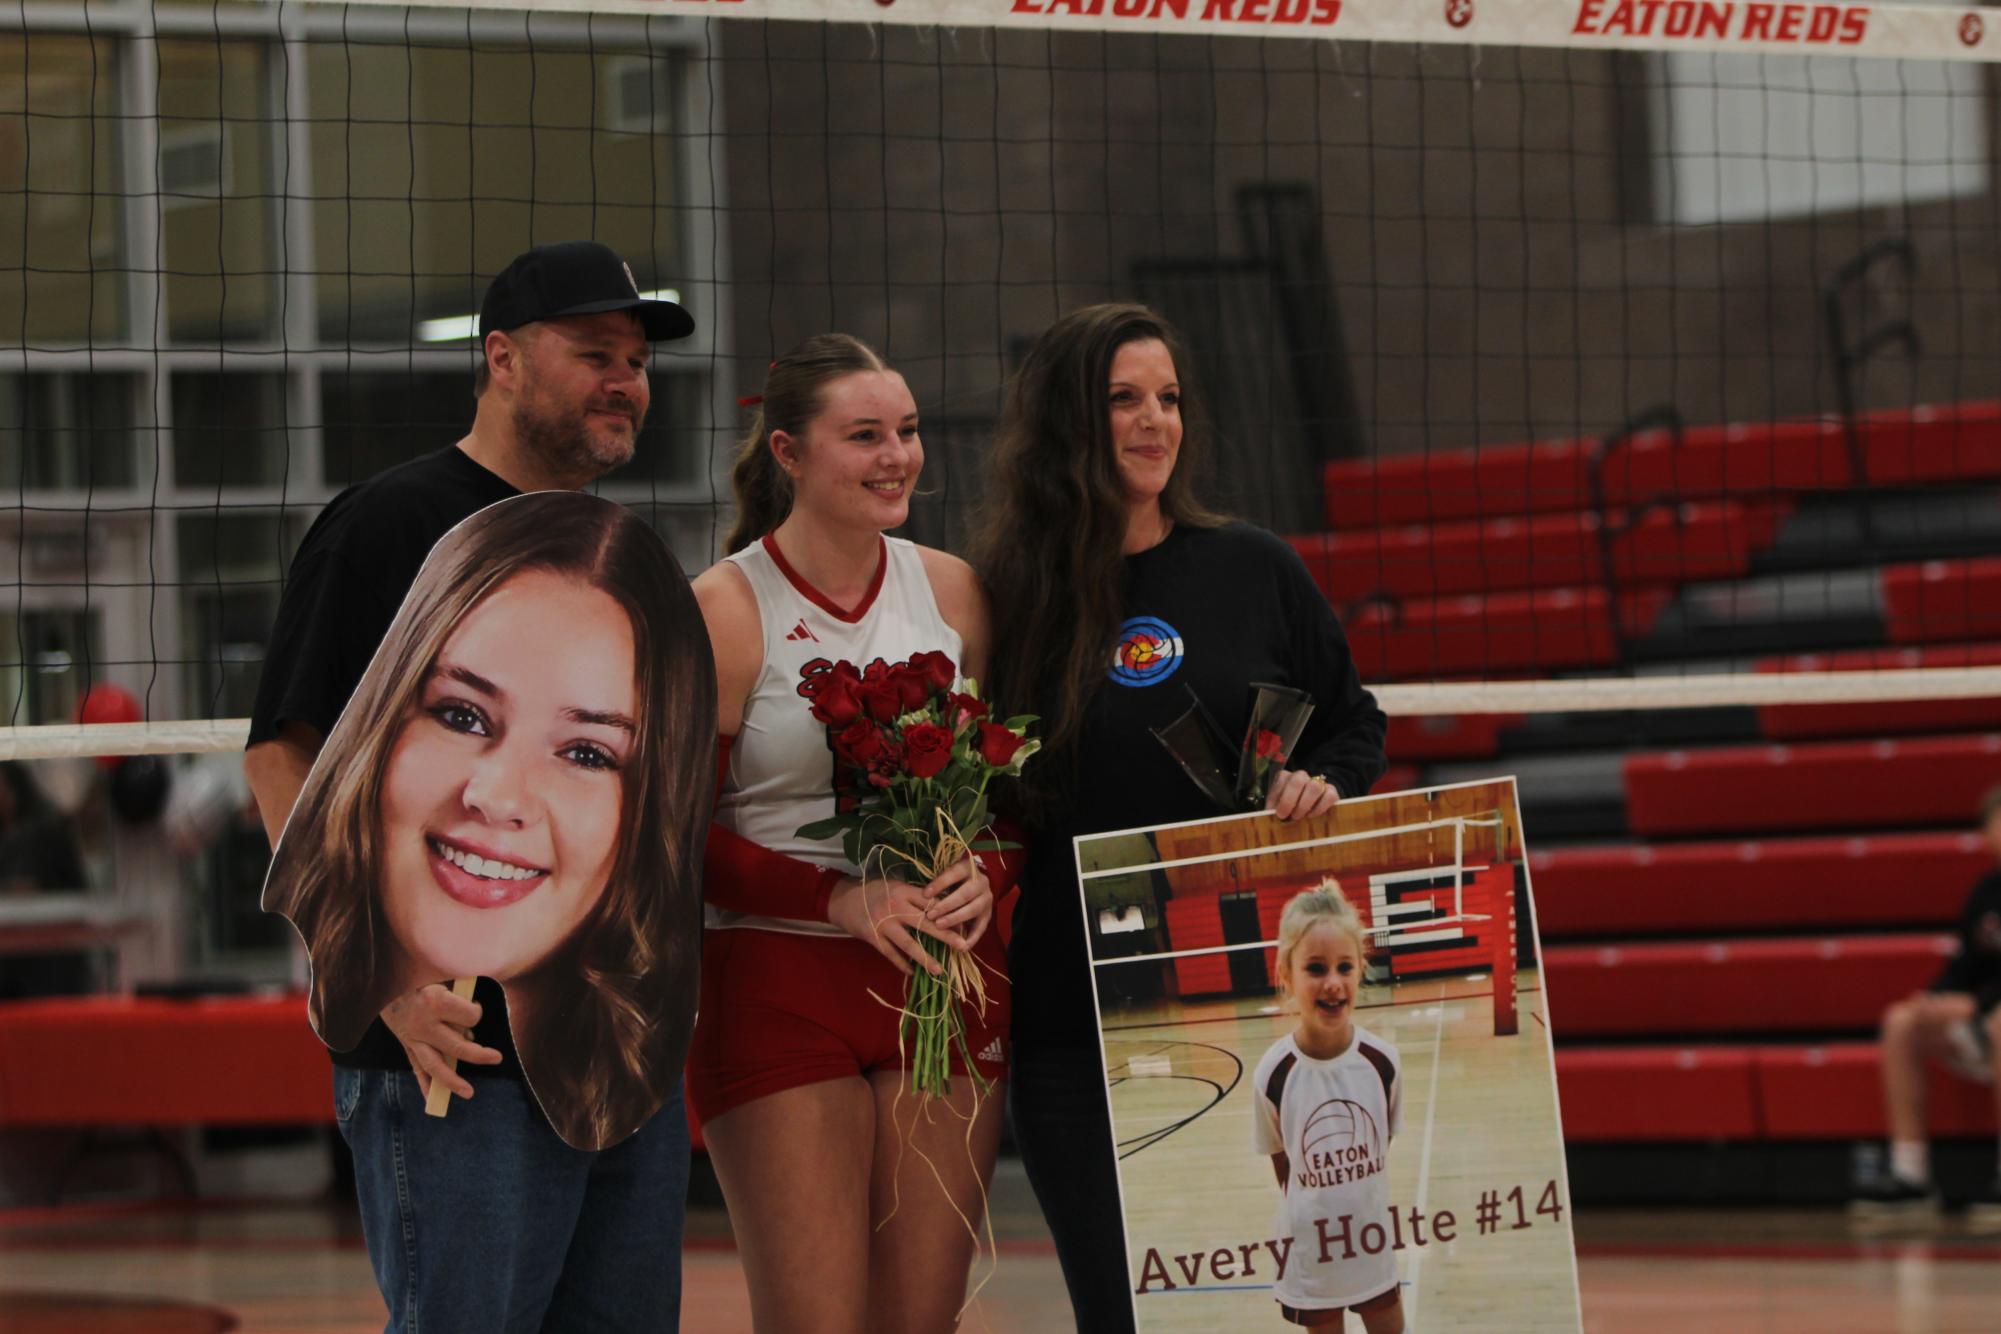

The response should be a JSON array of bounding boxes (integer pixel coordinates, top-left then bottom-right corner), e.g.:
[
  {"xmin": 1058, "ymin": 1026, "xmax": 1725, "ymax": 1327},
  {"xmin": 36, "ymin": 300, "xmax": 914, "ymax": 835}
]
[{"xmin": 8, "ymin": 666, "xmax": 1996, "ymax": 760}]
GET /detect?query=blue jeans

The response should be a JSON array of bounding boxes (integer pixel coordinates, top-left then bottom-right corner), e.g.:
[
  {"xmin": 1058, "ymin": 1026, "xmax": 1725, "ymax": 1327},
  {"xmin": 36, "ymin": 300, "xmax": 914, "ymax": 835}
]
[{"xmin": 335, "ymin": 1068, "xmax": 688, "ymax": 1334}]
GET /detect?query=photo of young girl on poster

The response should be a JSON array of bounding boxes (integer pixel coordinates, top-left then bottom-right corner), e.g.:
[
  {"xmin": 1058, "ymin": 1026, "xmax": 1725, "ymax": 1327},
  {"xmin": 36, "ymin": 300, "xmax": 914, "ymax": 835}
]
[
  {"xmin": 263, "ymin": 491, "xmax": 715, "ymax": 1152},
  {"xmin": 1252, "ymin": 881, "xmax": 1404, "ymax": 1331},
  {"xmin": 1076, "ymin": 777, "xmax": 1580, "ymax": 1332}
]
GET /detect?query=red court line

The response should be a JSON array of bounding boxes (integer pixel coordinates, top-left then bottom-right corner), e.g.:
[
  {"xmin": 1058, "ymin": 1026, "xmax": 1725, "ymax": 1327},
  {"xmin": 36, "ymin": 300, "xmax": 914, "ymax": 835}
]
[
  {"xmin": 0, "ymin": 1233, "xmax": 370, "ymax": 1252},
  {"xmin": 0, "ymin": 1197, "xmax": 220, "ymax": 1229},
  {"xmin": 0, "ymin": 1228, "xmax": 1060, "ymax": 1258}
]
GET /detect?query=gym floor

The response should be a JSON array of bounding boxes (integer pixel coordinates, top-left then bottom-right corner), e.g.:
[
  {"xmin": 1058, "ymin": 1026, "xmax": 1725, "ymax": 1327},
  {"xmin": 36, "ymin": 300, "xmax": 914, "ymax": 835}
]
[{"xmin": 4, "ymin": 1185, "xmax": 2001, "ymax": 1332}]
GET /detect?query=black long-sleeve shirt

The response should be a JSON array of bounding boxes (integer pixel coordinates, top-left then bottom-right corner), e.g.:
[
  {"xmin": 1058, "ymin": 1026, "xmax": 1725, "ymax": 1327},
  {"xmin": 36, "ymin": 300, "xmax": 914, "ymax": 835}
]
[
  {"xmin": 1932, "ymin": 869, "xmax": 2001, "ymax": 1017},
  {"xmin": 1009, "ymin": 521, "xmax": 1388, "ymax": 1044}
]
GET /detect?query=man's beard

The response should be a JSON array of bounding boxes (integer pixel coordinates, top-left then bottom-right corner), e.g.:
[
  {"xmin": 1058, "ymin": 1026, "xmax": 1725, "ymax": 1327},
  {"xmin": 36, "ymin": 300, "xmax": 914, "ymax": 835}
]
[{"xmin": 512, "ymin": 389, "xmax": 641, "ymax": 482}]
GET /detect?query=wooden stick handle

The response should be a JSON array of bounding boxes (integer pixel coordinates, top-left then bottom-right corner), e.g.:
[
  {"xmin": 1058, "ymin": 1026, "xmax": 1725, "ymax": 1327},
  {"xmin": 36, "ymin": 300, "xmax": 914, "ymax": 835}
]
[{"xmin": 423, "ymin": 977, "xmax": 480, "ymax": 1118}]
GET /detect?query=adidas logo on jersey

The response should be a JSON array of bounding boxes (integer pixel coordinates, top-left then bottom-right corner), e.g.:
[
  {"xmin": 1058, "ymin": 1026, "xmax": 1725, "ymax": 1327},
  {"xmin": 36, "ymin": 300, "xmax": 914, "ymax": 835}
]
[
  {"xmin": 784, "ymin": 619, "xmax": 819, "ymax": 643},
  {"xmin": 975, "ymin": 1036, "xmax": 1004, "ymax": 1066}
]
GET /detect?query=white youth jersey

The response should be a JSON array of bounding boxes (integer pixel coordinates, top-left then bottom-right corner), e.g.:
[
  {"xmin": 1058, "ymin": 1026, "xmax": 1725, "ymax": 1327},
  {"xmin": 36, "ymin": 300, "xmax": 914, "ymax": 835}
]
[
  {"xmin": 711, "ymin": 534, "xmax": 961, "ymax": 937},
  {"xmin": 1250, "ymin": 1025, "xmax": 1403, "ymax": 1310}
]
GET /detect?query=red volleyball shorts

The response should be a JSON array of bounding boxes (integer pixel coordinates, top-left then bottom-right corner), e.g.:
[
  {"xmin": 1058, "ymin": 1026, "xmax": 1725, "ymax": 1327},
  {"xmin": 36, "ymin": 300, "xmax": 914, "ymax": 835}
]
[{"xmin": 687, "ymin": 923, "xmax": 1011, "ymax": 1124}]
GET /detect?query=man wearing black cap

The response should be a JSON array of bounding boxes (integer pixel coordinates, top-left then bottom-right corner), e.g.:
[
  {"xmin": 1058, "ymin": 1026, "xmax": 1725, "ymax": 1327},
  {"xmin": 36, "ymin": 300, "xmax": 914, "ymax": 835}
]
[{"xmin": 245, "ymin": 241, "xmax": 697, "ymax": 1331}]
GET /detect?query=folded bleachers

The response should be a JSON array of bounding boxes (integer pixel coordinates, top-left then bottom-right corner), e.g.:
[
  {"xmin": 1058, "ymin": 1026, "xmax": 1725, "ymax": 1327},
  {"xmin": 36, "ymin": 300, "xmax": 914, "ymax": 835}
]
[
  {"xmin": 1556, "ymin": 1048, "xmax": 1760, "ymax": 1141},
  {"xmin": 1623, "ymin": 733, "xmax": 2001, "ymax": 836},
  {"xmin": 1882, "ymin": 555, "xmax": 2001, "ymax": 644},
  {"xmin": 1324, "ymin": 400, "xmax": 2001, "ymax": 529},
  {"xmin": 1290, "ymin": 500, "xmax": 1784, "ymax": 603},
  {"xmin": 1757, "ymin": 643, "xmax": 2001, "ymax": 739},
  {"xmin": 1347, "ymin": 587, "xmax": 1673, "ymax": 679},
  {"xmin": 1531, "ymin": 832, "xmax": 1991, "ymax": 938},
  {"xmin": 1543, "ymin": 934, "xmax": 1952, "ymax": 1038},
  {"xmin": 1316, "ymin": 402, "xmax": 2001, "ymax": 1197},
  {"xmin": 1557, "ymin": 1045, "xmax": 1998, "ymax": 1141},
  {"xmin": 1757, "ymin": 1044, "xmax": 1998, "ymax": 1140}
]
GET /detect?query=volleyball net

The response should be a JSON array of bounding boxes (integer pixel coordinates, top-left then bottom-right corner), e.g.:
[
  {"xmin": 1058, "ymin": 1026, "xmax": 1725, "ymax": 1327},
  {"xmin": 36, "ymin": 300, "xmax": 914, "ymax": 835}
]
[{"xmin": 7, "ymin": 0, "xmax": 2001, "ymax": 764}]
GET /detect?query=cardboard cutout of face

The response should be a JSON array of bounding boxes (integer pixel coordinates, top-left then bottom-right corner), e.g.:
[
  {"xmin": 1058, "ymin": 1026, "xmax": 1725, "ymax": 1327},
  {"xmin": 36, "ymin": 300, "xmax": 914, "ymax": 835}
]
[{"xmin": 262, "ymin": 491, "xmax": 716, "ymax": 1151}]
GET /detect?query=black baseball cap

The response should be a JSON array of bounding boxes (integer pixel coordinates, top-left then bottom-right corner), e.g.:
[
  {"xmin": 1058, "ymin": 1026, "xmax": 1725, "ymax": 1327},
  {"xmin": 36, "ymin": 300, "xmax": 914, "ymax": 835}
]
[{"xmin": 478, "ymin": 241, "xmax": 695, "ymax": 342}]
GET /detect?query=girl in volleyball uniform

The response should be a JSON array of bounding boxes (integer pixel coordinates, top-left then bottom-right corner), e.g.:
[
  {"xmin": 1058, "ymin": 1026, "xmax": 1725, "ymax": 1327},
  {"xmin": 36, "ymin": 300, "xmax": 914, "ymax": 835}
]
[
  {"xmin": 692, "ymin": 529, "xmax": 1011, "ymax": 1113},
  {"xmin": 712, "ymin": 529, "xmax": 957, "ymax": 930},
  {"xmin": 1252, "ymin": 882, "xmax": 1406, "ymax": 1331},
  {"xmin": 687, "ymin": 335, "xmax": 1007, "ymax": 1334}
]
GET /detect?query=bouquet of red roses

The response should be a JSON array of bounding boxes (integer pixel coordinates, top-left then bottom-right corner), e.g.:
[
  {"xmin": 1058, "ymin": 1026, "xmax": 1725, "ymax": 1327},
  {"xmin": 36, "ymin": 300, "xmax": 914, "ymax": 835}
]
[{"xmin": 795, "ymin": 650, "xmax": 1037, "ymax": 1099}]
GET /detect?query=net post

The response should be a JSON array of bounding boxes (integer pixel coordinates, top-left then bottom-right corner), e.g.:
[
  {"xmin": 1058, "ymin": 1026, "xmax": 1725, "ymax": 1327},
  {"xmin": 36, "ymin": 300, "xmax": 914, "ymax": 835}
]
[{"xmin": 1492, "ymin": 869, "xmax": 1518, "ymax": 1038}]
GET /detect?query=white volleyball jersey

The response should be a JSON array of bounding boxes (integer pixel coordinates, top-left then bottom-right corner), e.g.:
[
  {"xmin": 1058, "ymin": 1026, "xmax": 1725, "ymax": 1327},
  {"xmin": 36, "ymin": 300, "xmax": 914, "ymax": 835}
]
[
  {"xmin": 1250, "ymin": 1026, "xmax": 1402, "ymax": 1310},
  {"xmin": 711, "ymin": 534, "xmax": 961, "ymax": 937}
]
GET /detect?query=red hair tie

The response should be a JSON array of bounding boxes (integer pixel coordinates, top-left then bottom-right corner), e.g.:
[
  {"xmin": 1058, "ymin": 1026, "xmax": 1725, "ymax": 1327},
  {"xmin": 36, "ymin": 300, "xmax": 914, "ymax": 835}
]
[{"xmin": 737, "ymin": 360, "xmax": 778, "ymax": 408}]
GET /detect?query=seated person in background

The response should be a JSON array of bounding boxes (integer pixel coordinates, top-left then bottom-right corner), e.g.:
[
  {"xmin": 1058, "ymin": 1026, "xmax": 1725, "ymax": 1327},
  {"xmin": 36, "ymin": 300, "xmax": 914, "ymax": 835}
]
[
  {"xmin": 1853, "ymin": 783, "xmax": 2001, "ymax": 1223},
  {"xmin": 0, "ymin": 760, "xmax": 92, "ymax": 997}
]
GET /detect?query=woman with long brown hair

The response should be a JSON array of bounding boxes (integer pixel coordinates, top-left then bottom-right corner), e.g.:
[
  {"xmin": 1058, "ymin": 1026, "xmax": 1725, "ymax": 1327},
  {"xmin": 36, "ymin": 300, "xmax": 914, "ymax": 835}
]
[
  {"xmin": 970, "ymin": 302, "xmax": 1388, "ymax": 1331},
  {"xmin": 689, "ymin": 333, "xmax": 1009, "ymax": 1333}
]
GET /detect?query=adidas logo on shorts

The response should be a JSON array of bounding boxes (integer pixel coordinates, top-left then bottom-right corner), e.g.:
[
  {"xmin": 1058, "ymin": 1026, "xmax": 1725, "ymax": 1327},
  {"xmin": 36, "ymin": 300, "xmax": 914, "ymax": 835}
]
[{"xmin": 975, "ymin": 1036, "xmax": 1004, "ymax": 1067}]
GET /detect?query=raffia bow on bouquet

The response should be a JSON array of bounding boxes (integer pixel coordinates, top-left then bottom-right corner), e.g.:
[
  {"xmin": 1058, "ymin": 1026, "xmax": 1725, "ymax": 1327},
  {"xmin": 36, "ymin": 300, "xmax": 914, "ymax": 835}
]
[{"xmin": 794, "ymin": 650, "xmax": 1038, "ymax": 1099}]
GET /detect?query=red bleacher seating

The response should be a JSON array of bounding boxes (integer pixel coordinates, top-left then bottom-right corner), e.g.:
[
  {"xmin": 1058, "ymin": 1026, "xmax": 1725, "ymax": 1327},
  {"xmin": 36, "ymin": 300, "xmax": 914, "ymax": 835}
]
[
  {"xmin": 1757, "ymin": 644, "xmax": 2001, "ymax": 739},
  {"xmin": 1882, "ymin": 557, "xmax": 2001, "ymax": 645},
  {"xmin": 1348, "ymin": 587, "xmax": 1670, "ymax": 680},
  {"xmin": 1556, "ymin": 1042, "xmax": 2000, "ymax": 1141},
  {"xmin": 1530, "ymin": 832, "xmax": 1991, "ymax": 938},
  {"xmin": 1600, "ymin": 418, "xmax": 1853, "ymax": 502},
  {"xmin": 1323, "ymin": 438, "xmax": 1595, "ymax": 529},
  {"xmin": 0, "ymin": 994, "xmax": 713, "ymax": 1152},
  {"xmin": 1860, "ymin": 400, "xmax": 2001, "ymax": 485},
  {"xmin": 1757, "ymin": 1043, "xmax": 1999, "ymax": 1140},
  {"xmin": 1290, "ymin": 500, "xmax": 1782, "ymax": 603},
  {"xmin": 0, "ymin": 995, "xmax": 332, "ymax": 1126},
  {"xmin": 1623, "ymin": 733, "xmax": 2001, "ymax": 836},
  {"xmin": 1323, "ymin": 401, "xmax": 2001, "ymax": 529},
  {"xmin": 1542, "ymin": 934, "xmax": 1952, "ymax": 1038},
  {"xmin": 1555, "ymin": 1047, "xmax": 1759, "ymax": 1141}
]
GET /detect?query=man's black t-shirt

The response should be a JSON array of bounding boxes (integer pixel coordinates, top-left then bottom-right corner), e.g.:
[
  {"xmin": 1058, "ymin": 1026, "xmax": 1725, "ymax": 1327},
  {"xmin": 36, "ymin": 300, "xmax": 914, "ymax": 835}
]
[
  {"xmin": 1933, "ymin": 869, "xmax": 2001, "ymax": 1018},
  {"xmin": 249, "ymin": 445, "xmax": 521, "ymax": 1073}
]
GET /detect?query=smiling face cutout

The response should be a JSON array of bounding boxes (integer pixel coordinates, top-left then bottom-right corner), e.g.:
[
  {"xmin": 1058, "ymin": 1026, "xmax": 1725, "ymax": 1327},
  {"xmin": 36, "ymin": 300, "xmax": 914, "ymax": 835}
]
[
  {"xmin": 261, "ymin": 491, "xmax": 715, "ymax": 1152},
  {"xmin": 376, "ymin": 569, "xmax": 636, "ymax": 993}
]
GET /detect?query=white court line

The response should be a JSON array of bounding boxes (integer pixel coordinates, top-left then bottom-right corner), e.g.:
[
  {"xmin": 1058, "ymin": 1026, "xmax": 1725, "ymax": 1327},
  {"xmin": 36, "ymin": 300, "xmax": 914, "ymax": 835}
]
[{"xmin": 1404, "ymin": 999, "xmax": 1448, "ymax": 1330}]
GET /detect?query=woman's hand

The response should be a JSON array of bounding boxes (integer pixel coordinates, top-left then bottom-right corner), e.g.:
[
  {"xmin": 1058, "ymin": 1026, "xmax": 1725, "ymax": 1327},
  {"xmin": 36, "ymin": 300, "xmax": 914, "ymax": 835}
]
[
  {"xmin": 826, "ymin": 876, "xmax": 955, "ymax": 977},
  {"xmin": 1265, "ymin": 768, "xmax": 1341, "ymax": 823},
  {"xmin": 923, "ymin": 855, "xmax": 994, "ymax": 949},
  {"xmin": 380, "ymin": 982, "xmax": 504, "ymax": 1100}
]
